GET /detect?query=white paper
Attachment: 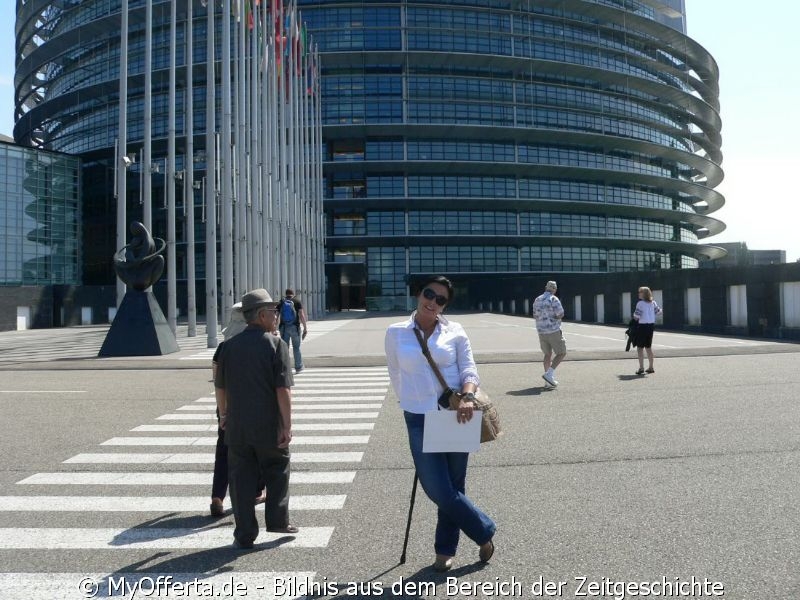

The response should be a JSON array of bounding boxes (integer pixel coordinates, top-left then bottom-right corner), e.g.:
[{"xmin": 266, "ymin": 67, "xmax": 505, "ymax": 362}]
[{"xmin": 422, "ymin": 410, "xmax": 482, "ymax": 453}]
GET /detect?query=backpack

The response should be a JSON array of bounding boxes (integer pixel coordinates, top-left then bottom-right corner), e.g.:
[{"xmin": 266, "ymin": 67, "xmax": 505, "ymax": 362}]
[{"xmin": 280, "ymin": 298, "xmax": 297, "ymax": 324}]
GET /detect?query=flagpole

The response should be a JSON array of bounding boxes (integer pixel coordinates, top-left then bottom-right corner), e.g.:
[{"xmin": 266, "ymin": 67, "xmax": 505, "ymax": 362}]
[
  {"xmin": 167, "ymin": 0, "xmax": 178, "ymax": 335},
  {"xmin": 261, "ymin": 0, "xmax": 273, "ymax": 294},
  {"xmin": 205, "ymin": 0, "xmax": 219, "ymax": 348},
  {"xmin": 252, "ymin": 0, "xmax": 263, "ymax": 288},
  {"xmin": 232, "ymin": 3, "xmax": 241, "ymax": 297},
  {"xmin": 116, "ymin": 0, "xmax": 129, "ymax": 308},
  {"xmin": 238, "ymin": 0, "xmax": 248, "ymax": 295},
  {"xmin": 278, "ymin": 2, "xmax": 288, "ymax": 291},
  {"xmin": 299, "ymin": 30, "xmax": 309, "ymax": 313},
  {"xmin": 303, "ymin": 33, "xmax": 312, "ymax": 316},
  {"xmin": 221, "ymin": 0, "xmax": 235, "ymax": 322},
  {"xmin": 186, "ymin": 0, "xmax": 197, "ymax": 337},
  {"xmin": 315, "ymin": 44, "xmax": 324, "ymax": 316},
  {"xmin": 143, "ymin": 0, "xmax": 153, "ymax": 231},
  {"xmin": 288, "ymin": 2, "xmax": 298, "ymax": 291},
  {"xmin": 270, "ymin": 1, "xmax": 281, "ymax": 295}
]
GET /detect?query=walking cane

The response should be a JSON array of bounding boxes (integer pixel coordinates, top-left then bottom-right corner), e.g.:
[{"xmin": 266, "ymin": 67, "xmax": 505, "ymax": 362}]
[{"xmin": 399, "ymin": 472, "xmax": 419, "ymax": 564}]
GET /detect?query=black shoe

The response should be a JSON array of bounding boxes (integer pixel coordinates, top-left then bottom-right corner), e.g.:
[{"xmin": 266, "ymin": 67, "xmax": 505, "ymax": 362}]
[
  {"xmin": 635, "ymin": 368, "xmax": 645, "ymax": 375},
  {"xmin": 646, "ymin": 367, "xmax": 655, "ymax": 374},
  {"xmin": 232, "ymin": 538, "xmax": 254, "ymax": 550},
  {"xmin": 267, "ymin": 524, "xmax": 299, "ymax": 534},
  {"xmin": 209, "ymin": 498, "xmax": 225, "ymax": 517}
]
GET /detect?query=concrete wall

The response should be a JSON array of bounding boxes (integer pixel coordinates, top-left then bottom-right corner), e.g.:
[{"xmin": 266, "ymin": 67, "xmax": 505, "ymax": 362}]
[
  {"xmin": 0, "ymin": 286, "xmax": 53, "ymax": 331},
  {"xmin": 459, "ymin": 262, "xmax": 800, "ymax": 341}
]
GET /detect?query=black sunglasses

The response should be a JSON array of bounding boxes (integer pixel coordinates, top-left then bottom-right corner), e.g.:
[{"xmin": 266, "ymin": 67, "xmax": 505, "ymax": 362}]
[{"xmin": 422, "ymin": 287, "xmax": 448, "ymax": 307}]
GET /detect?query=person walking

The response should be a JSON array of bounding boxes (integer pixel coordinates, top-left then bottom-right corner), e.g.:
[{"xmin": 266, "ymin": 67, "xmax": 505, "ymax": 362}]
[
  {"xmin": 532, "ymin": 280, "xmax": 567, "ymax": 387},
  {"xmin": 209, "ymin": 302, "xmax": 265, "ymax": 517},
  {"xmin": 214, "ymin": 288, "xmax": 297, "ymax": 549},
  {"xmin": 385, "ymin": 275, "xmax": 496, "ymax": 572},
  {"xmin": 632, "ymin": 286, "xmax": 663, "ymax": 375},
  {"xmin": 278, "ymin": 288, "xmax": 308, "ymax": 374}
]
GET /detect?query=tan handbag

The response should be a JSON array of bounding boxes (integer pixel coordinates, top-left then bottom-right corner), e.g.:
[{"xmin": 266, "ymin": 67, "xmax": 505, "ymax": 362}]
[{"xmin": 412, "ymin": 328, "xmax": 502, "ymax": 443}]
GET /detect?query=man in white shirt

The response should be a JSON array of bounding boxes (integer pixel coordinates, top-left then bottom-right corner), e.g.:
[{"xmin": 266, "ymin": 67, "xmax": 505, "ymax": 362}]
[{"xmin": 532, "ymin": 280, "xmax": 567, "ymax": 387}]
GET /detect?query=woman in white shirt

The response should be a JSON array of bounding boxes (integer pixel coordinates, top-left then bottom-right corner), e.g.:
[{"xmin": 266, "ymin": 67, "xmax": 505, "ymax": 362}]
[
  {"xmin": 632, "ymin": 286, "xmax": 663, "ymax": 375},
  {"xmin": 385, "ymin": 276, "xmax": 496, "ymax": 572}
]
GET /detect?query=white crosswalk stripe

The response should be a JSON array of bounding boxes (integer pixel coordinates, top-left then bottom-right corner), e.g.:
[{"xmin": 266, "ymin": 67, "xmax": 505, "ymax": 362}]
[
  {"xmin": 292, "ymin": 396, "xmax": 386, "ymax": 402},
  {"xmin": 7, "ymin": 366, "xmax": 389, "ymax": 583},
  {"xmin": 157, "ymin": 411, "xmax": 382, "ymax": 420},
  {"xmin": 64, "ymin": 452, "xmax": 364, "ymax": 464},
  {"xmin": 18, "ymin": 471, "xmax": 357, "ymax": 485},
  {"xmin": 100, "ymin": 435, "xmax": 370, "ymax": 446},
  {"xmin": 131, "ymin": 423, "xmax": 374, "ymax": 432},
  {"xmin": 0, "ymin": 527, "xmax": 334, "ymax": 549},
  {"xmin": 294, "ymin": 412, "xmax": 380, "ymax": 420},
  {"xmin": 0, "ymin": 495, "xmax": 347, "ymax": 511}
]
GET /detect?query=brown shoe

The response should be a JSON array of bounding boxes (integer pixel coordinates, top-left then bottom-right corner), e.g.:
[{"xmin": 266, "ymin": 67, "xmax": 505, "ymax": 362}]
[
  {"xmin": 433, "ymin": 555, "xmax": 453, "ymax": 572},
  {"xmin": 209, "ymin": 498, "xmax": 225, "ymax": 517},
  {"xmin": 479, "ymin": 539, "xmax": 495, "ymax": 563},
  {"xmin": 267, "ymin": 524, "xmax": 299, "ymax": 534}
]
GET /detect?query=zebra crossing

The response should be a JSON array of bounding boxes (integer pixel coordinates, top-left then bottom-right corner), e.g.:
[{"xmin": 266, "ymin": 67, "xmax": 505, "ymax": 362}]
[{"xmin": 2, "ymin": 366, "xmax": 390, "ymax": 599}]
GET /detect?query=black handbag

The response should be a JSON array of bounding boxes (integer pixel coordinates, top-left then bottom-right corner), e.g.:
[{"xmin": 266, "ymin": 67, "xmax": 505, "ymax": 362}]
[{"xmin": 412, "ymin": 328, "xmax": 502, "ymax": 443}]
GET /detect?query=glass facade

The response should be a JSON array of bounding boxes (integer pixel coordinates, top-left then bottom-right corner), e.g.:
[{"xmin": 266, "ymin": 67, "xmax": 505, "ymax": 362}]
[
  {"xmin": 306, "ymin": 0, "xmax": 724, "ymax": 308},
  {"xmin": 0, "ymin": 142, "xmax": 81, "ymax": 285},
  {"xmin": 15, "ymin": 0, "xmax": 723, "ymax": 309},
  {"xmin": 15, "ymin": 1, "xmax": 215, "ymax": 285}
]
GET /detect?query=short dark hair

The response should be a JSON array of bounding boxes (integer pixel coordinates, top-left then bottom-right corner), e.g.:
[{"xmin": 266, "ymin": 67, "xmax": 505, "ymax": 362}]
[
  {"xmin": 417, "ymin": 275, "xmax": 454, "ymax": 304},
  {"xmin": 285, "ymin": 288, "xmax": 294, "ymax": 296}
]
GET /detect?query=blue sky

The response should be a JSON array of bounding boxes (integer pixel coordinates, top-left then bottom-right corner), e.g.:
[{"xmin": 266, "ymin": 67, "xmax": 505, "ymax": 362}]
[{"xmin": 1, "ymin": 2, "xmax": 798, "ymax": 260}]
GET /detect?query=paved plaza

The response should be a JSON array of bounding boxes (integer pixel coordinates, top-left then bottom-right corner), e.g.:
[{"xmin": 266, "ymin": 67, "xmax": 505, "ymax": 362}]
[{"xmin": 0, "ymin": 313, "xmax": 798, "ymax": 599}]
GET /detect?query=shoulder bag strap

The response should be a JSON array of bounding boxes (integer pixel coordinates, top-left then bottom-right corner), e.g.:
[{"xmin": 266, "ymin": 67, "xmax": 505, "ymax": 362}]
[{"xmin": 412, "ymin": 327, "xmax": 450, "ymax": 393}]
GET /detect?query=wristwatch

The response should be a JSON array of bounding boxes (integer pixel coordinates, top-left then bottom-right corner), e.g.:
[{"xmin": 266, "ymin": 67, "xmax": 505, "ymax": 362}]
[{"xmin": 463, "ymin": 392, "xmax": 476, "ymax": 402}]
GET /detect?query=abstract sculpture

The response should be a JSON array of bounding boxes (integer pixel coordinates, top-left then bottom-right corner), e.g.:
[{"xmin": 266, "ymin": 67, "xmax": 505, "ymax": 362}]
[
  {"xmin": 99, "ymin": 221, "xmax": 179, "ymax": 357},
  {"xmin": 114, "ymin": 221, "xmax": 166, "ymax": 291}
]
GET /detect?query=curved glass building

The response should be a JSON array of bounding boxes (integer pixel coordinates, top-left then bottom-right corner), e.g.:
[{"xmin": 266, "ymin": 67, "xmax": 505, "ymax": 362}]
[
  {"xmin": 15, "ymin": 0, "xmax": 725, "ymax": 311},
  {"xmin": 300, "ymin": 0, "xmax": 725, "ymax": 309},
  {"xmin": 15, "ymin": 0, "xmax": 198, "ymax": 285}
]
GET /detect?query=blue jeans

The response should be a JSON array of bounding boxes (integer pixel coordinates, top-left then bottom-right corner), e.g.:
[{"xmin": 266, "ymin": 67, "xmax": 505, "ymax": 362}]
[
  {"xmin": 279, "ymin": 323, "xmax": 303, "ymax": 370},
  {"xmin": 403, "ymin": 411, "xmax": 496, "ymax": 557}
]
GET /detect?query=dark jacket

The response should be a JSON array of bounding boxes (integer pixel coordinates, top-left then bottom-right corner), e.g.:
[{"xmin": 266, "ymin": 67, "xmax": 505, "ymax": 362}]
[{"xmin": 215, "ymin": 325, "xmax": 294, "ymax": 447}]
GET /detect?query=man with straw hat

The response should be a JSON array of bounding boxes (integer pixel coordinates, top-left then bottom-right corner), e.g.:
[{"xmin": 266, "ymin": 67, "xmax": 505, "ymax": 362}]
[{"xmin": 214, "ymin": 289, "xmax": 297, "ymax": 549}]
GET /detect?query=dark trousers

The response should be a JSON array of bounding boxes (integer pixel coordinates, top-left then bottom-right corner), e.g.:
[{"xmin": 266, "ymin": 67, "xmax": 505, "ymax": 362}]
[
  {"xmin": 228, "ymin": 444, "xmax": 291, "ymax": 543},
  {"xmin": 211, "ymin": 425, "xmax": 228, "ymax": 500}
]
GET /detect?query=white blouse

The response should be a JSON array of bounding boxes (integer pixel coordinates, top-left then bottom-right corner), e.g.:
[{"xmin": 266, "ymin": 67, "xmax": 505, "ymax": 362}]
[
  {"xmin": 385, "ymin": 313, "xmax": 480, "ymax": 414},
  {"xmin": 634, "ymin": 300, "xmax": 663, "ymax": 324}
]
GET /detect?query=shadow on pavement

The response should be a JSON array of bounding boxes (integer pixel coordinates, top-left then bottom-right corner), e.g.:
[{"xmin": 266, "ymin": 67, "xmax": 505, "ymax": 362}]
[
  {"xmin": 617, "ymin": 374, "xmax": 645, "ymax": 381},
  {"xmin": 95, "ymin": 549, "xmax": 239, "ymax": 586},
  {"xmin": 506, "ymin": 386, "xmax": 555, "ymax": 396},
  {"xmin": 109, "ymin": 513, "xmax": 230, "ymax": 546}
]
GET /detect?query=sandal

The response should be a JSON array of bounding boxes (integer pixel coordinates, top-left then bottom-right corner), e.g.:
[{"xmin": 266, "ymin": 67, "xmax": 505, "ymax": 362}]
[
  {"xmin": 646, "ymin": 368, "xmax": 655, "ymax": 374},
  {"xmin": 635, "ymin": 368, "xmax": 645, "ymax": 375}
]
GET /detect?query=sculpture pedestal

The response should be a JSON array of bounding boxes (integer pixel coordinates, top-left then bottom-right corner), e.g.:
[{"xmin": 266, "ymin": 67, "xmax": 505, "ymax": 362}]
[{"xmin": 98, "ymin": 290, "xmax": 179, "ymax": 357}]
